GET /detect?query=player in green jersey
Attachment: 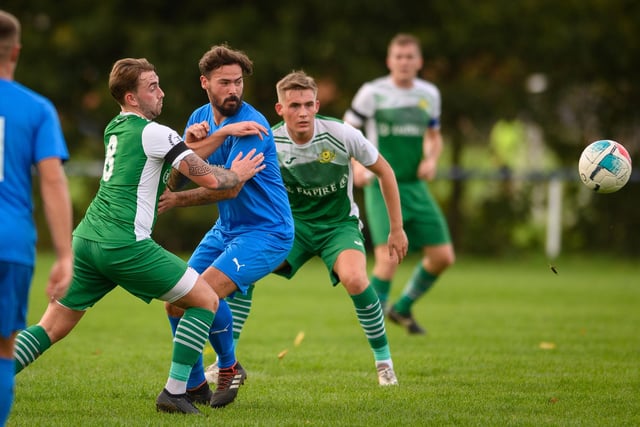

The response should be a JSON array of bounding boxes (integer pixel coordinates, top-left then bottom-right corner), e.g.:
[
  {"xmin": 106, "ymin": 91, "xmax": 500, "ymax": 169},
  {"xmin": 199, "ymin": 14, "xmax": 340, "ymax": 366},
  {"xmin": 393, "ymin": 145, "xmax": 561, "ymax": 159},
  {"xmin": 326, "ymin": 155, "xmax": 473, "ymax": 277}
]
[
  {"xmin": 200, "ymin": 70, "xmax": 409, "ymax": 386},
  {"xmin": 273, "ymin": 70, "xmax": 408, "ymax": 384},
  {"xmin": 11, "ymin": 58, "xmax": 265, "ymax": 415},
  {"xmin": 344, "ymin": 33, "xmax": 455, "ymax": 335}
]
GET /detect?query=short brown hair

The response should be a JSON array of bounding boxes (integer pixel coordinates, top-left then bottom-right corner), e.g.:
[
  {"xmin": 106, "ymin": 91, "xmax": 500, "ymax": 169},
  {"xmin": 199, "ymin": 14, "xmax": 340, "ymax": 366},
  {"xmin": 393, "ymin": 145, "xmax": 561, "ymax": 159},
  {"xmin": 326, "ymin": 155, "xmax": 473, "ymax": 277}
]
[
  {"xmin": 0, "ymin": 10, "xmax": 20, "ymax": 61},
  {"xmin": 198, "ymin": 44, "xmax": 253, "ymax": 77},
  {"xmin": 276, "ymin": 70, "xmax": 317, "ymax": 102},
  {"xmin": 108, "ymin": 58, "xmax": 156, "ymax": 105},
  {"xmin": 388, "ymin": 33, "xmax": 422, "ymax": 55}
]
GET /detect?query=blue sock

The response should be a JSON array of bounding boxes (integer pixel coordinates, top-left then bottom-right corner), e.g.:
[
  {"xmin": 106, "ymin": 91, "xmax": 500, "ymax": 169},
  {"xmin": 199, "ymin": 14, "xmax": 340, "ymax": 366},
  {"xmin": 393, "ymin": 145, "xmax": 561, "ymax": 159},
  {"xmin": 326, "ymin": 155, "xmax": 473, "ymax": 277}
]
[
  {"xmin": 209, "ymin": 299, "xmax": 236, "ymax": 369},
  {"xmin": 0, "ymin": 357, "xmax": 14, "ymax": 426},
  {"xmin": 167, "ymin": 315, "xmax": 206, "ymax": 390}
]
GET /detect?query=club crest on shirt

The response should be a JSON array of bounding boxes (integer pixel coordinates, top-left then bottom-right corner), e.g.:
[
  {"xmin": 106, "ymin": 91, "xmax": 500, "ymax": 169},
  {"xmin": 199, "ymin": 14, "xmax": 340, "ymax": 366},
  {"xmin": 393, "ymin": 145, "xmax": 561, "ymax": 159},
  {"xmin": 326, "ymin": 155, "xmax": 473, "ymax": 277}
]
[
  {"xmin": 318, "ymin": 150, "xmax": 335, "ymax": 164},
  {"xmin": 418, "ymin": 98, "xmax": 430, "ymax": 111}
]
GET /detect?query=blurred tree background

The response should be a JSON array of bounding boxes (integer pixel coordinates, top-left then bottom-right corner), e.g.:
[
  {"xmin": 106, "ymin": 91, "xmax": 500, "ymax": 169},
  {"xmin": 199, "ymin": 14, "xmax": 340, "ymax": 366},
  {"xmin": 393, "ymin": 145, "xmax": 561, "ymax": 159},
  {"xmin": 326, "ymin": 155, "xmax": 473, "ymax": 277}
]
[{"xmin": 4, "ymin": 0, "xmax": 639, "ymax": 256}]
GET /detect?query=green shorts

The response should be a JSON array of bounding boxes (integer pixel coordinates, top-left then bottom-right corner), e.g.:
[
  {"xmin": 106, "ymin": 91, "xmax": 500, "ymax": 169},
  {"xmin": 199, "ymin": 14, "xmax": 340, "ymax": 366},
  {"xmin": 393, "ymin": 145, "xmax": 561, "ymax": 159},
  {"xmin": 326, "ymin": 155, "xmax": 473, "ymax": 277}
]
[
  {"xmin": 60, "ymin": 236, "xmax": 197, "ymax": 311},
  {"xmin": 275, "ymin": 217, "xmax": 365, "ymax": 286},
  {"xmin": 365, "ymin": 181, "xmax": 451, "ymax": 251}
]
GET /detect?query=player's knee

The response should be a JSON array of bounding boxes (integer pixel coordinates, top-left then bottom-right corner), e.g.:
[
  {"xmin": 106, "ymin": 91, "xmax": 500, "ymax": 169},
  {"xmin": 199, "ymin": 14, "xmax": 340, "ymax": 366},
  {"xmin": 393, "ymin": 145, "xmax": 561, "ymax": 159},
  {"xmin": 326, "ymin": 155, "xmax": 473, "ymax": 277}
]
[
  {"xmin": 439, "ymin": 251, "xmax": 455, "ymax": 269},
  {"xmin": 192, "ymin": 293, "xmax": 217, "ymax": 313},
  {"xmin": 38, "ymin": 304, "xmax": 81, "ymax": 344},
  {"xmin": 178, "ymin": 278, "xmax": 218, "ymax": 312},
  {"xmin": 196, "ymin": 281, "xmax": 218, "ymax": 312},
  {"xmin": 424, "ymin": 247, "xmax": 455, "ymax": 273},
  {"xmin": 372, "ymin": 259, "xmax": 398, "ymax": 279},
  {"xmin": 210, "ymin": 292, "xmax": 220, "ymax": 312},
  {"xmin": 165, "ymin": 302, "xmax": 184, "ymax": 317},
  {"xmin": 341, "ymin": 274, "xmax": 369, "ymax": 295},
  {"xmin": 368, "ymin": 246, "xmax": 401, "ymax": 279}
]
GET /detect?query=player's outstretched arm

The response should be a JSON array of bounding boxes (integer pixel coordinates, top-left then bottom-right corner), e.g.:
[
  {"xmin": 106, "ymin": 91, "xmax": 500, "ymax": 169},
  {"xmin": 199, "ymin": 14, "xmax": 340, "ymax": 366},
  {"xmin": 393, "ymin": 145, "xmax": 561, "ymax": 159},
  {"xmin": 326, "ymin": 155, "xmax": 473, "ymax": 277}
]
[
  {"xmin": 160, "ymin": 149, "xmax": 265, "ymax": 213},
  {"xmin": 185, "ymin": 121, "xmax": 269, "ymax": 159},
  {"xmin": 177, "ymin": 149, "xmax": 263, "ymax": 190},
  {"xmin": 367, "ymin": 155, "xmax": 408, "ymax": 263},
  {"xmin": 158, "ymin": 186, "xmax": 242, "ymax": 214}
]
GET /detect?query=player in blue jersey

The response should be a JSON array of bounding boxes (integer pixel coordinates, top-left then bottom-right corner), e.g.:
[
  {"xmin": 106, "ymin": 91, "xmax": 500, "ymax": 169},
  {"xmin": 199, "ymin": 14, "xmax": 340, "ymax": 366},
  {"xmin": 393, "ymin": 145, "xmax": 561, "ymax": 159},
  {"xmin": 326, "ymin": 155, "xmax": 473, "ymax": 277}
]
[
  {"xmin": 159, "ymin": 44, "xmax": 294, "ymax": 408},
  {"xmin": 163, "ymin": 70, "xmax": 409, "ymax": 389},
  {"xmin": 10, "ymin": 57, "xmax": 265, "ymax": 416},
  {"xmin": 0, "ymin": 11, "xmax": 73, "ymax": 425}
]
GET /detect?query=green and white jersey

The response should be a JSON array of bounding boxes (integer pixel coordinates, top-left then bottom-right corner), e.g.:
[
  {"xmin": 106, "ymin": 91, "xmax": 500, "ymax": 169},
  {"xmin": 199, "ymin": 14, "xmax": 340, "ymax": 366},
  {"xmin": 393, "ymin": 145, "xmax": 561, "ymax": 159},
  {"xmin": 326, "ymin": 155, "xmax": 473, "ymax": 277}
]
[
  {"xmin": 345, "ymin": 76, "xmax": 441, "ymax": 182},
  {"xmin": 74, "ymin": 113, "xmax": 191, "ymax": 244},
  {"xmin": 273, "ymin": 115, "xmax": 378, "ymax": 223}
]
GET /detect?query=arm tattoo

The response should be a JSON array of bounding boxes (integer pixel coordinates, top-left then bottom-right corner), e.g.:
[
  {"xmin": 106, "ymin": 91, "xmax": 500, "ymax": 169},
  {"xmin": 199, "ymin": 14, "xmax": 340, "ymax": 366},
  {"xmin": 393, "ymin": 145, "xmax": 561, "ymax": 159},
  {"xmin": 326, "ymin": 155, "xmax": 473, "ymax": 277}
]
[
  {"xmin": 211, "ymin": 166, "xmax": 240, "ymax": 189},
  {"xmin": 181, "ymin": 187, "xmax": 221, "ymax": 206},
  {"xmin": 184, "ymin": 153, "xmax": 239, "ymax": 189},
  {"xmin": 174, "ymin": 185, "xmax": 242, "ymax": 206},
  {"xmin": 185, "ymin": 154, "xmax": 212, "ymax": 176},
  {"xmin": 167, "ymin": 169, "xmax": 189, "ymax": 191}
]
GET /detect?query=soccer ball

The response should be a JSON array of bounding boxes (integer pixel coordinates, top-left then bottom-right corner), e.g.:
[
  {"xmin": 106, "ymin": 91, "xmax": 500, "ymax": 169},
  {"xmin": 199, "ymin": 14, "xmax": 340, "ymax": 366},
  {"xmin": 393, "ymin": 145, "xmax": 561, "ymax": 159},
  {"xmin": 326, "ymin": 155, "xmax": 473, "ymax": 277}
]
[{"xmin": 578, "ymin": 140, "xmax": 632, "ymax": 193}]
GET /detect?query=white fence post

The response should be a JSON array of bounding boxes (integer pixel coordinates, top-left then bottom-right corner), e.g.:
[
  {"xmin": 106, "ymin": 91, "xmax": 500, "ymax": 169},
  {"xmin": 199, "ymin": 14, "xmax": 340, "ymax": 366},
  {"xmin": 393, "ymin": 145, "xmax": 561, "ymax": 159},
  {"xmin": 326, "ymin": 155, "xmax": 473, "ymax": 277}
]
[{"xmin": 546, "ymin": 177, "xmax": 563, "ymax": 259}]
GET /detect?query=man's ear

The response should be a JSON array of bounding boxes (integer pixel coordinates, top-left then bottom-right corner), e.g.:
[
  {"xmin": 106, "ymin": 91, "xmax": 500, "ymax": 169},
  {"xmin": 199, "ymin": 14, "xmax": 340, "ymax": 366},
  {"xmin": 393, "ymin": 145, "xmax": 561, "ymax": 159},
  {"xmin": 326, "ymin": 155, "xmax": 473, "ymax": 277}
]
[
  {"xmin": 10, "ymin": 44, "xmax": 21, "ymax": 63},
  {"xmin": 125, "ymin": 92, "xmax": 138, "ymax": 107}
]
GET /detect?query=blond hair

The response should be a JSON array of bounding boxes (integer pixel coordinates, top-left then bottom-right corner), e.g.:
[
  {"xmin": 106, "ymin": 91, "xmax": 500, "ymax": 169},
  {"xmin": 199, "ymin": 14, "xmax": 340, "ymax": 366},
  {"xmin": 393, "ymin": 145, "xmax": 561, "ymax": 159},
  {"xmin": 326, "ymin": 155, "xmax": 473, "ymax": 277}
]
[{"xmin": 276, "ymin": 70, "xmax": 318, "ymax": 102}]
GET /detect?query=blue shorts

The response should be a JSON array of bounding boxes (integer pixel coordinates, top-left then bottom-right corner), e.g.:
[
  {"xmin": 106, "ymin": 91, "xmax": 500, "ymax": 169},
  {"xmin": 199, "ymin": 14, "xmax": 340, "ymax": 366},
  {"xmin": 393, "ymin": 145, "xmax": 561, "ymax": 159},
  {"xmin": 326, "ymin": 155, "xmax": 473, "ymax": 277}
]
[
  {"xmin": 0, "ymin": 262, "xmax": 33, "ymax": 338},
  {"xmin": 189, "ymin": 227, "xmax": 293, "ymax": 294}
]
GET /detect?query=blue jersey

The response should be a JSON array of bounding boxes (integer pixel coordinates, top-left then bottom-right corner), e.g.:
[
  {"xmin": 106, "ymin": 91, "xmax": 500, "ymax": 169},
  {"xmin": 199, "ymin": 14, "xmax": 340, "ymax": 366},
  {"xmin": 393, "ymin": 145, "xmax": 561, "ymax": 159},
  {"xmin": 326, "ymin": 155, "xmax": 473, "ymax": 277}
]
[
  {"xmin": 0, "ymin": 79, "xmax": 69, "ymax": 266},
  {"xmin": 185, "ymin": 102, "xmax": 293, "ymax": 238}
]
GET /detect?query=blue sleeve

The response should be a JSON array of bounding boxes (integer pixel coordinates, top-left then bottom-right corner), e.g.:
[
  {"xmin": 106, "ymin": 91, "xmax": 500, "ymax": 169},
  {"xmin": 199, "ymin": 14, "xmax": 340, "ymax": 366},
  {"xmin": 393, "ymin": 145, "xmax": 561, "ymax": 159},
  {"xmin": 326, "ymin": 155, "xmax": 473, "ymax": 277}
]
[
  {"xmin": 183, "ymin": 110, "xmax": 200, "ymax": 139},
  {"xmin": 34, "ymin": 98, "xmax": 69, "ymax": 163},
  {"xmin": 224, "ymin": 129, "xmax": 273, "ymax": 169},
  {"xmin": 183, "ymin": 104, "xmax": 211, "ymax": 138}
]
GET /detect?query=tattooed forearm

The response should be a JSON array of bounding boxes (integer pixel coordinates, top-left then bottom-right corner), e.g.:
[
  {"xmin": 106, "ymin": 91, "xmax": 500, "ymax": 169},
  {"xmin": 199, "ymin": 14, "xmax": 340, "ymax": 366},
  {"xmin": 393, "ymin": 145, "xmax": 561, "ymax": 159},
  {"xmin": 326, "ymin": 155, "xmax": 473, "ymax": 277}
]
[
  {"xmin": 185, "ymin": 154, "xmax": 213, "ymax": 177},
  {"xmin": 178, "ymin": 187, "xmax": 222, "ymax": 206},
  {"xmin": 182, "ymin": 153, "xmax": 239, "ymax": 189},
  {"xmin": 211, "ymin": 166, "xmax": 240, "ymax": 189},
  {"xmin": 172, "ymin": 184, "xmax": 243, "ymax": 207},
  {"xmin": 167, "ymin": 169, "xmax": 189, "ymax": 191}
]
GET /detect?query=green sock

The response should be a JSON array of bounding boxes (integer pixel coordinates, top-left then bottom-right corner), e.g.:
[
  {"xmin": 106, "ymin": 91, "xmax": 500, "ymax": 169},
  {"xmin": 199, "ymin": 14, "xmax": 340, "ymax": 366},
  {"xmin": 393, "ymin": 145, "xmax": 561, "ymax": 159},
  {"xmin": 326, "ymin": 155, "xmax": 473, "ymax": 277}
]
[
  {"xmin": 351, "ymin": 286, "xmax": 391, "ymax": 361},
  {"xmin": 394, "ymin": 264, "xmax": 437, "ymax": 315},
  {"xmin": 227, "ymin": 284, "xmax": 254, "ymax": 346},
  {"xmin": 167, "ymin": 307, "xmax": 214, "ymax": 392},
  {"xmin": 14, "ymin": 325, "xmax": 51, "ymax": 374},
  {"xmin": 370, "ymin": 276, "xmax": 391, "ymax": 312}
]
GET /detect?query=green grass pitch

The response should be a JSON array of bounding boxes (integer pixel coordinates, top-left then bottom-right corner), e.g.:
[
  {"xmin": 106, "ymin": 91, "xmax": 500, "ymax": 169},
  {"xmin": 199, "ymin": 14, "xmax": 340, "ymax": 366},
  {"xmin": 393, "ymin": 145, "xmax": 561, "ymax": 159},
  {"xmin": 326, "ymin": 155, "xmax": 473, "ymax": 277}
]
[{"xmin": 9, "ymin": 253, "xmax": 640, "ymax": 426}]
